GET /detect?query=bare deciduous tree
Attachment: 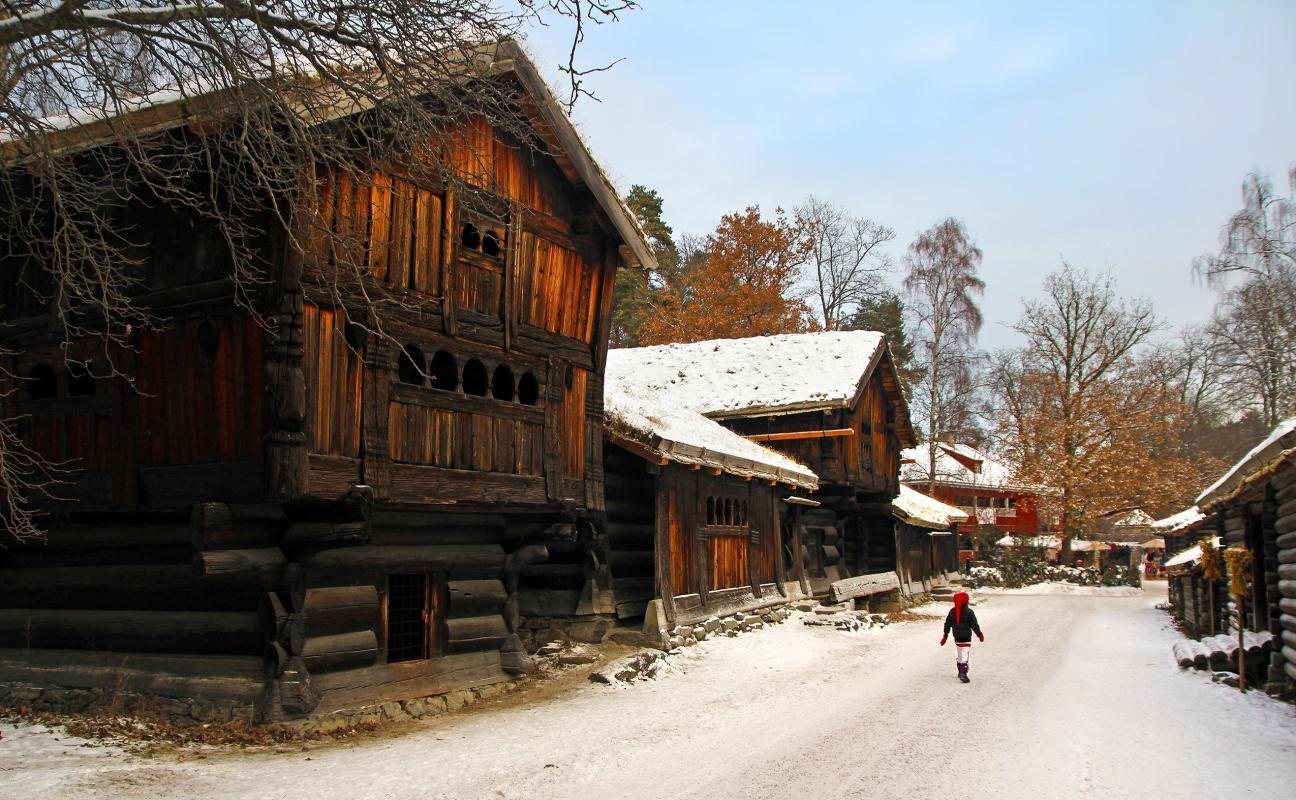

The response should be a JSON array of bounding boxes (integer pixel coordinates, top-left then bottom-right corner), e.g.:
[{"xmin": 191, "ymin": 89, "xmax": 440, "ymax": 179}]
[
  {"xmin": 796, "ymin": 196, "xmax": 894, "ymax": 330},
  {"xmin": 903, "ymin": 217, "xmax": 985, "ymax": 494},
  {"xmin": 1006, "ymin": 265, "xmax": 1160, "ymax": 557}
]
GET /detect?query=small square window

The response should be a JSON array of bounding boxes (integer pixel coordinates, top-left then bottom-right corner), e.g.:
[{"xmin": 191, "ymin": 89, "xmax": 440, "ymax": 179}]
[{"xmin": 386, "ymin": 574, "xmax": 428, "ymax": 663}]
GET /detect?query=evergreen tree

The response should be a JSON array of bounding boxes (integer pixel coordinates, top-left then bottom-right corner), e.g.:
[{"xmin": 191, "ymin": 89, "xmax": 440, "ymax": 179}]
[
  {"xmin": 612, "ymin": 185, "xmax": 679, "ymax": 346},
  {"xmin": 844, "ymin": 291, "xmax": 921, "ymax": 395}
]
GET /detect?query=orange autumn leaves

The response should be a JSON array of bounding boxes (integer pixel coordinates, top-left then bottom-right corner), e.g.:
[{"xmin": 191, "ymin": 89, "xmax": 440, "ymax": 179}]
[{"xmin": 638, "ymin": 207, "xmax": 818, "ymax": 345}]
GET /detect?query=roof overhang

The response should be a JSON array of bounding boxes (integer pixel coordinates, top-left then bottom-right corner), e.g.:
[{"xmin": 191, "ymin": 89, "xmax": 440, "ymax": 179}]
[{"xmin": 1, "ymin": 40, "xmax": 656, "ymax": 272}]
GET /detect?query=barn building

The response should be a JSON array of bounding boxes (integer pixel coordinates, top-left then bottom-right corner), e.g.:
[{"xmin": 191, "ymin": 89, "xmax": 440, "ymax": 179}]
[
  {"xmin": 591, "ymin": 380, "xmax": 819, "ymax": 642},
  {"xmin": 1191, "ymin": 419, "xmax": 1296, "ymax": 696},
  {"xmin": 891, "ymin": 485, "xmax": 968, "ymax": 598},
  {"xmin": 603, "ymin": 332, "xmax": 916, "ymax": 604},
  {"xmin": 0, "ymin": 42, "xmax": 655, "ymax": 723}
]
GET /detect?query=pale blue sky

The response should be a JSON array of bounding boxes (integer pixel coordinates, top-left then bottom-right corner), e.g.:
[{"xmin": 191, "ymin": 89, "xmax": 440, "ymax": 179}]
[{"xmin": 524, "ymin": 2, "xmax": 1295, "ymax": 349}]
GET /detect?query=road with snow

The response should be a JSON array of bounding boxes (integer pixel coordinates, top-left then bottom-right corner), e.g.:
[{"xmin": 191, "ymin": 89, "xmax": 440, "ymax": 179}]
[{"xmin": 6, "ymin": 584, "xmax": 1296, "ymax": 800}]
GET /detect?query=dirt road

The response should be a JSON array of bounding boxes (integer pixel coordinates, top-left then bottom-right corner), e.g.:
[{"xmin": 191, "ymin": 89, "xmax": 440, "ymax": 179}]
[{"xmin": 6, "ymin": 585, "xmax": 1295, "ymax": 800}]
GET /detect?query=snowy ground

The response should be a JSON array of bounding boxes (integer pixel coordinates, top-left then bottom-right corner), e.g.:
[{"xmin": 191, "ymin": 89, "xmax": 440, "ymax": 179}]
[{"xmin": 5, "ymin": 584, "xmax": 1295, "ymax": 800}]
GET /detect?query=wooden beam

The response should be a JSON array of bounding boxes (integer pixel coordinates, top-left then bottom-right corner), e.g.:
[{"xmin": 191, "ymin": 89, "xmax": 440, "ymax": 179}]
[{"xmin": 745, "ymin": 428, "xmax": 855, "ymax": 443}]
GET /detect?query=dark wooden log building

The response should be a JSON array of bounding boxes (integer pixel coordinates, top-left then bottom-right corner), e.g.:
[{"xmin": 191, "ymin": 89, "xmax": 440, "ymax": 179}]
[
  {"xmin": 595, "ymin": 381, "xmax": 819, "ymax": 637},
  {"xmin": 1192, "ymin": 419, "xmax": 1296, "ymax": 696},
  {"xmin": 891, "ymin": 485, "xmax": 967, "ymax": 599},
  {"xmin": 0, "ymin": 43, "xmax": 655, "ymax": 721},
  {"xmin": 604, "ymin": 332, "xmax": 916, "ymax": 601}
]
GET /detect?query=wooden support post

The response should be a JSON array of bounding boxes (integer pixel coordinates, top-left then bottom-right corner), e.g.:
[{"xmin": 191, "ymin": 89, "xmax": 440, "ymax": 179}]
[
  {"xmin": 264, "ymin": 292, "xmax": 307, "ymax": 500},
  {"xmin": 655, "ymin": 472, "xmax": 677, "ymax": 623},
  {"xmin": 361, "ymin": 337, "xmax": 394, "ymax": 499},
  {"xmin": 793, "ymin": 504, "xmax": 810, "ymax": 597}
]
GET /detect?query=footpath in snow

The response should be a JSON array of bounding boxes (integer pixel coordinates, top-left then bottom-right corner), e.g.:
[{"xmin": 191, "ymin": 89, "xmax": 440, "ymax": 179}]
[{"xmin": 3, "ymin": 584, "xmax": 1295, "ymax": 800}]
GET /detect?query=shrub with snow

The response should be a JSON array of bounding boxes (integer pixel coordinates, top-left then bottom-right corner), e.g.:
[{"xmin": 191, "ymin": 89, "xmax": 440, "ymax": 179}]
[{"xmin": 963, "ymin": 549, "xmax": 1131, "ymax": 588}]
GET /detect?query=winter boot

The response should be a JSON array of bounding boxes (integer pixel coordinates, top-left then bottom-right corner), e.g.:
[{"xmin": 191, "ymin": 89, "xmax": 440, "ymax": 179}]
[{"xmin": 958, "ymin": 663, "xmax": 970, "ymax": 683}]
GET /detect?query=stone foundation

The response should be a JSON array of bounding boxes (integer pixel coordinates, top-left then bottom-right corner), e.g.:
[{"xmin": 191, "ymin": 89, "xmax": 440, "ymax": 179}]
[
  {"xmin": 0, "ymin": 677, "xmax": 519, "ymax": 733},
  {"xmin": 516, "ymin": 615, "xmax": 618, "ymax": 651},
  {"xmin": 0, "ymin": 682, "xmax": 258, "ymax": 725}
]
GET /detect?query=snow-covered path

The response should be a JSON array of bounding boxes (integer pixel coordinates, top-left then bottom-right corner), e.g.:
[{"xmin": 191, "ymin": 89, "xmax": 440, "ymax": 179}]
[{"xmin": 5, "ymin": 586, "xmax": 1295, "ymax": 800}]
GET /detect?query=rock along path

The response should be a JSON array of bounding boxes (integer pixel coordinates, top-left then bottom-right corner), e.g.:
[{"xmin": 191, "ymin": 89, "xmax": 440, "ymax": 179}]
[{"xmin": 5, "ymin": 584, "xmax": 1296, "ymax": 800}]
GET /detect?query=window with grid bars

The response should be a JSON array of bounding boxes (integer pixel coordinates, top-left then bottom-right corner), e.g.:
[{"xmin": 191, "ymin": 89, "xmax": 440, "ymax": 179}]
[{"xmin": 386, "ymin": 574, "xmax": 428, "ymax": 663}]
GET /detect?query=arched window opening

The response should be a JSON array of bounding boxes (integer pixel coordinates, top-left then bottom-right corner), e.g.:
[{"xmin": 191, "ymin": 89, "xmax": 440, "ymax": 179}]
[
  {"xmin": 518, "ymin": 372, "xmax": 540, "ymax": 406},
  {"xmin": 460, "ymin": 223, "xmax": 481, "ymax": 250},
  {"xmin": 741, "ymin": 501, "xmax": 749, "ymax": 526},
  {"xmin": 706, "ymin": 497, "xmax": 716, "ymax": 526},
  {"xmin": 397, "ymin": 344, "xmax": 425, "ymax": 386},
  {"xmin": 462, "ymin": 358, "xmax": 488, "ymax": 397},
  {"xmin": 491, "ymin": 364, "xmax": 515, "ymax": 402},
  {"xmin": 723, "ymin": 499, "xmax": 733, "ymax": 526},
  {"xmin": 343, "ymin": 321, "xmax": 367, "ymax": 352},
  {"xmin": 197, "ymin": 318, "xmax": 221, "ymax": 359},
  {"xmin": 66, "ymin": 361, "xmax": 95, "ymax": 397},
  {"xmin": 429, "ymin": 350, "xmax": 457, "ymax": 392},
  {"xmin": 26, "ymin": 364, "xmax": 57, "ymax": 401},
  {"xmin": 481, "ymin": 229, "xmax": 503, "ymax": 258}
]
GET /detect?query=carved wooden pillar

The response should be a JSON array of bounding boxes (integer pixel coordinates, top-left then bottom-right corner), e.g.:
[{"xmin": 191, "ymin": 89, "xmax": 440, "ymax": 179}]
[
  {"xmin": 264, "ymin": 291, "xmax": 307, "ymax": 500},
  {"xmin": 361, "ymin": 337, "xmax": 394, "ymax": 500}
]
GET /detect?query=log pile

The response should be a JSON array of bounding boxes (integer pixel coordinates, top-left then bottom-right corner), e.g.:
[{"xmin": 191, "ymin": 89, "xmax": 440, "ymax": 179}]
[{"xmin": 1173, "ymin": 630, "xmax": 1276, "ymax": 670}]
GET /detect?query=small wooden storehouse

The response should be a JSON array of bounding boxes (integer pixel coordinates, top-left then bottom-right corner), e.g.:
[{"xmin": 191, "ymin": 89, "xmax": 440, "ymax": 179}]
[
  {"xmin": 0, "ymin": 42, "xmax": 655, "ymax": 723},
  {"xmin": 594, "ymin": 380, "xmax": 818, "ymax": 636},
  {"xmin": 604, "ymin": 332, "xmax": 915, "ymax": 601},
  {"xmin": 891, "ymin": 485, "xmax": 968, "ymax": 598},
  {"xmin": 1192, "ymin": 418, "xmax": 1296, "ymax": 696}
]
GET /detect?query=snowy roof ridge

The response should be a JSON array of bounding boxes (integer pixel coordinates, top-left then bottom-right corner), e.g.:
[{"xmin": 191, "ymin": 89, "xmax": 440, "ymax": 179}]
[
  {"xmin": 899, "ymin": 442, "xmax": 1037, "ymax": 492},
  {"xmin": 892, "ymin": 485, "xmax": 969, "ymax": 530},
  {"xmin": 1195, "ymin": 418, "xmax": 1296, "ymax": 511},
  {"xmin": 1151, "ymin": 506, "xmax": 1205, "ymax": 533},
  {"xmin": 606, "ymin": 331, "xmax": 892, "ymax": 419},
  {"xmin": 603, "ymin": 382, "xmax": 818, "ymax": 490}
]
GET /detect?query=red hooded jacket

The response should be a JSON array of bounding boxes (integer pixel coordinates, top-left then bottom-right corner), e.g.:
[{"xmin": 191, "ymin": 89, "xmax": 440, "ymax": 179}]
[{"xmin": 943, "ymin": 591, "xmax": 982, "ymax": 643}]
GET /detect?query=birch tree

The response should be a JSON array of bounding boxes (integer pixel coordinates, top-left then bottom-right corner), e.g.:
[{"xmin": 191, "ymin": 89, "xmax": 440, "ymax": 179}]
[
  {"xmin": 903, "ymin": 217, "xmax": 985, "ymax": 495},
  {"xmin": 1194, "ymin": 168, "xmax": 1296, "ymax": 426}
]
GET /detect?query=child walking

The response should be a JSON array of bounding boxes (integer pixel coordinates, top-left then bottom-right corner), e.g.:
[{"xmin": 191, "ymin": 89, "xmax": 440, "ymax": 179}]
[{"xmin": 940, "ymin": 591, "xmax": 983, "ymax": 683}]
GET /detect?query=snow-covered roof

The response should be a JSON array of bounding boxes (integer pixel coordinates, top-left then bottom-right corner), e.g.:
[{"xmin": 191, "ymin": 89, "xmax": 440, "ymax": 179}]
[
  {"xmin": 604, "ymin": 382, "xmax": 818, "ymax": 490},
  {"xmin": 892, "ymin": 485, "xmax": 969, "ymax": 530},
  {"xmin": 605, "ymin": 332, "xmax": 912, "ymax": 439},
  {"xmin": 995, "ymin": 534, "xmax": 1061, "ymax": 549},
  {"xmin": 1151, "ymin": 506, "xmax": 1206, "ymax": 533},
  {"xmin": 1196, "ymin": 418, "xmax": 1296, "ymax": 511},
  {"xmin": 900, "ymin": 442, "xmax": 1035, "ymax": 492},
  {"xmin": 1164, "ymin": 536, "xmax": 1221, "ymax": 569},
  {"xmin": 1108, "ymin": 508, "xmax": 1156, "ymax": 528}
]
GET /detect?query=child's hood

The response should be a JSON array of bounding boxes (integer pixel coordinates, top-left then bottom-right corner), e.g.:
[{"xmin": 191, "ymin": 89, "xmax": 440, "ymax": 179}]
[{"xmin": 953, "ymin": 591, "xmax": 970, "ymax": 623}]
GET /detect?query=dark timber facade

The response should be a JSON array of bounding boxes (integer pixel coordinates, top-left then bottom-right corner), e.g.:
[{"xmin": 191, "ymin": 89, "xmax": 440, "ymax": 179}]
[{"xmin": 0, "ymin": 44, "xmax": 653, "ymax": 722}]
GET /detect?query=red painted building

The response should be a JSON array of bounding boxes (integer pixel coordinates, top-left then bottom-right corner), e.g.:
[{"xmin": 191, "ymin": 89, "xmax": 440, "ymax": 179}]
[{"xmin": 900, "ymin": 443, "xmax": 1051, "ymax": 536}]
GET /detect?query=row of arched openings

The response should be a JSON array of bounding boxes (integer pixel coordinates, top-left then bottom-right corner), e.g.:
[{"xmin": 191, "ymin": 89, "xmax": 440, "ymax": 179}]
[
  {"xmin": 706, "ymin": 496, "xmax": 749, "ymax": 528},
  {"xmin": 397, "ymin": 345, "xmax": 539, "ymax": 406},
  {"xmin": 24, "ymin": 362, "xmax": 96, "ymax": 401}
]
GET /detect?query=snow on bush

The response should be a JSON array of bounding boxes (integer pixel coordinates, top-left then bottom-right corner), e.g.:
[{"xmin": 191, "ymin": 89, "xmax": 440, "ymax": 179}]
[{"xmin": 963, "ymin": 549, "xmax": 1131, "ymax": 589}]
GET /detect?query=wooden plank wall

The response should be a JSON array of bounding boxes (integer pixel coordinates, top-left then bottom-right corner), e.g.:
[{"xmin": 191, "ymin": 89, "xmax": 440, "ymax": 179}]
[
  {"xmin": 302, "ymin": 305, "xmax": 362, "ymax": 459},
  {"xmin": 292, "ymin": 113, "xmax": 615, "ymax": 509},
  {"xmin": 135, "ymin": 316, "xmax": 264, "ymax": 468}
]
